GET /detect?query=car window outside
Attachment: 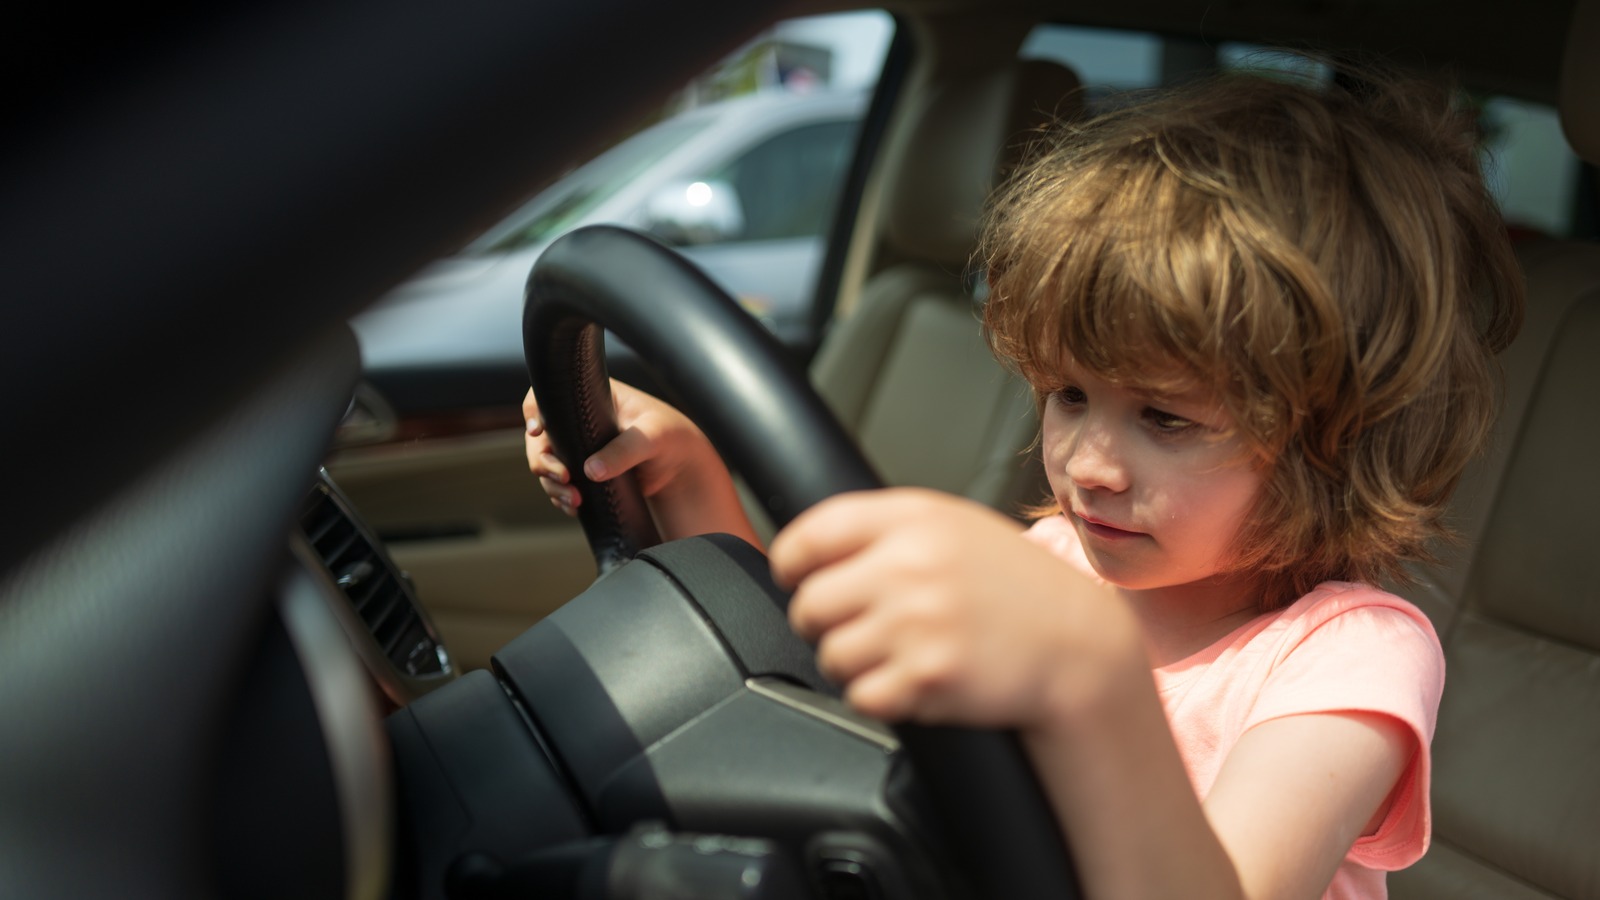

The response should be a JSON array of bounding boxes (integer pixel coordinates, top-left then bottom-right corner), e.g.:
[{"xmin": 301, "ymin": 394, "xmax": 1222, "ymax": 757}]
[
  {"xmin": 1477, "ymin": 96, "xmax": 1584, "ymax": 238},
  {"xmin": 348, "ymin": 10, "xmax": 893, "ymax": 412},
  {"xmin": 491, "ymin": 11, "xmax": 890, "ymax": 318},
  {"xmin": 477, "ymin": 115, "xmax": 715, "ymax": 254},
  {"xmin": 651, "ymin": 12, "xmax": 888, "ymax": 253},
  {"xmin": 695, "ymin": 119, "xmax": 859, "ymax": 243}
]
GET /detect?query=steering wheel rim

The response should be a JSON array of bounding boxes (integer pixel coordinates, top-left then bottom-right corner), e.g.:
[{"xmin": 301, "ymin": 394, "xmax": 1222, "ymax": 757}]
[{"xmin": 523, "ymin": 224, "xmax": 1082, "ymax": 899}]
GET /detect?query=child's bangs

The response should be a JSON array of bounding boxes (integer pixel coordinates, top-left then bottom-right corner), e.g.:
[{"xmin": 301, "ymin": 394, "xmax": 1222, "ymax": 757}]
[{"xmin": 995, "ymin": 161, "xmax": 1230, "ymax": 403}]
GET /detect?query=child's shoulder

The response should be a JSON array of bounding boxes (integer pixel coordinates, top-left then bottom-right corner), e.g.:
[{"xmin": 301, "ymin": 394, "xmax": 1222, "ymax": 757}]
[
  {"xmin": 1279, "ymin": 581, "xmax": 1436, "ymax": 634},
  {"xmin": 1264, "ymin": 581, "xmax": 1443, "ymax": 671}
]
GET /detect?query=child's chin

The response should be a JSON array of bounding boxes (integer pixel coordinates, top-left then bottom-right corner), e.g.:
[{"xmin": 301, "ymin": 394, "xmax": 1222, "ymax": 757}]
[{"xmin": 1078, "ymin": 553, "xmax": 1140, "ymax": 588}]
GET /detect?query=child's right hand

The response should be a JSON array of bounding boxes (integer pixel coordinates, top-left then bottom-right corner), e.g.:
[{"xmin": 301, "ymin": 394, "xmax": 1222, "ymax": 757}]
[
  {"xmin": 523, "ymin": 380, "xmax": 697, "ymax": 513},
  {"xmin": 772, "ymin": 488, "xmax": 1136, "ymax": 728},
  {"xmin": 522, "ymin": 381, "xmax": 762, "ymax": 546}
]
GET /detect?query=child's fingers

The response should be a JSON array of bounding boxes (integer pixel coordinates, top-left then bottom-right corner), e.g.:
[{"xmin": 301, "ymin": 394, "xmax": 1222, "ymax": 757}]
[
  {"xmin": 785, "ymin": 549, "xmax": 882, "ymax": 642},
  {"xmin": 581, "ymin": 425, "xmax": 656, "ymax": 482},
  {"xmin": 768, "ymin": 494, "xmax": 879, "ymax": 590},
  {"xmin": 842, "ymin": 644, "xmax": 985, "ymax": 725},
  {"xmin": 522, "ymin": 388, "xmax": 542, "ymax": 430},
  {"xmin": 528, "ymin": 449, "xmax": 568, "ymax": 482},
  {"xmin": 525, "ymin": 427, "xmax": 569, "ymax": 484},
  {"xmin": 540, "ymin": 477, "xmax": 580, "ymax": 514},
  {"xmin": 812, "ymin": 611, "xmax": 893, "ymax": 686},
  {"xmin": 769, "ymin": 489, "xmax": 936, "ymax": 590},
  {"xmin": 524, "ymin": 432, "xmax": 544, "ymax": 475},
  {"xmin": 526, "ymin": 420, "xmax": 579, "ymax": 512},
  {"xmin": 841, "ymin": 664, "xmax": 917, "ymax": 723},
  {"xmin": 795, "ymin": 571, "xmax": 931, "ymax": 722}
]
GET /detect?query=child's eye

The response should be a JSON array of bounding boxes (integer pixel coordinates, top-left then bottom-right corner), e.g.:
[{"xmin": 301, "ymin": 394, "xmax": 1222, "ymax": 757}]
[
  {"xmin": 1055, "ymin": 386, "xmax": 1087, "ymax": 406},
  {"xmin": 1145, "ymin": 407, "xmax": 1197, "ymax": 433}
]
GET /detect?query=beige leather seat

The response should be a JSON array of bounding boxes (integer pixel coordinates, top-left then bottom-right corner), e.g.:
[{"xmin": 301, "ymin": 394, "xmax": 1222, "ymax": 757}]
[
  {"xmin": 1389, "ymin": 3, "xmax": 1600, "ymax": 897},
  {"xmin": 808, "ymin": 60, "xmax": 1084, "ymax": 516}
]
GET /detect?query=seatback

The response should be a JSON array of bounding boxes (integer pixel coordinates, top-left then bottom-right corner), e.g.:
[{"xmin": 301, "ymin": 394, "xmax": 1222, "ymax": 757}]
[
  {"xmin": 1389, "ymin": 3, "xmax": 1600, "ymax": 897},
  {"xmin": 810, "ymin": 60, "xmax": 1083, "ymax": 515}
]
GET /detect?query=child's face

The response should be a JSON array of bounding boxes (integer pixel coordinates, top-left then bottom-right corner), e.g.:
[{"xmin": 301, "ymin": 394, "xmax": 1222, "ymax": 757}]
[{"xmin": 1040, "ymin": 360, "xmax": 1264, "ymax": 596}]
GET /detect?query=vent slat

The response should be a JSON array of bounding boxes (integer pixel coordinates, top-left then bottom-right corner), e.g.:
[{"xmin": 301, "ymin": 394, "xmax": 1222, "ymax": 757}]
[
  {"xmin": 377, "ymin": 598, "xmax": 415, "ymax": 656},
  {"xmin": 302, "ymin": 501, "xmax": 343, "ymax": 545},
  {"xmin": 367, "ymin": 583, "xmax": 407, "ymax": 640},
  {"xmin": 350, "ymin": 569, "xmax": 388, "ymax": 614},
  {"xmin": 299, "ymin": 481, "xmax": 446, "ymax": 679},
  {"xmin": 359, "ymin": 578, "xmax": 401, "ymax": 630},
  {"xmin": 322, "ymin": 529, "xmax": 363, "ymax": 573}
]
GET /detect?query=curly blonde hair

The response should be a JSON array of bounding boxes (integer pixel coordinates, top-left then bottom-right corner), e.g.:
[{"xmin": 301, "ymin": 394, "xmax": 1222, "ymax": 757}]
[{"xmin": 981, "ymin": 68, "xmax": 1524, "ymax": 609}]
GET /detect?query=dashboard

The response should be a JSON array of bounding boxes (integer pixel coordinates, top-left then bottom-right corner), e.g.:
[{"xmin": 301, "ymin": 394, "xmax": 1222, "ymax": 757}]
[{"xmin": 295, "ymin": 456, "xmax": 946, "ymax": 900}]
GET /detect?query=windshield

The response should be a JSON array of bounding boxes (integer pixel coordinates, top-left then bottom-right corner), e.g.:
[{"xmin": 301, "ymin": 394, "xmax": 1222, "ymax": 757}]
[{"xmin": 475, "ymin": 114, "xmax": 713, "ymax": 254}]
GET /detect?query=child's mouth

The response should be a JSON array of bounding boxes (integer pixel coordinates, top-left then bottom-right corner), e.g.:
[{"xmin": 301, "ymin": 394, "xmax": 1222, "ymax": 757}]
[{"xmin": 1073, "ymin": 511, "xmax": 1142, "ymax": 540}]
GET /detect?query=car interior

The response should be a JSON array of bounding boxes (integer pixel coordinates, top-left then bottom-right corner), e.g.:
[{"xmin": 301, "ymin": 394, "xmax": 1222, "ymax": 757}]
[{"xmin": 2, "ymin": 0, "xmax": 1596, "ymax": 898}]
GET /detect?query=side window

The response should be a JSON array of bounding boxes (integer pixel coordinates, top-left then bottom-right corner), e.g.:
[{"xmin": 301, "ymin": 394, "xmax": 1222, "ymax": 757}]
[
  {"xmin": 367, "ymin": 9, "xmax": 892, "ymax": 373},
  {"xmin": 1020, "ymin": 24, "xmax": 1589, "ymax": 240},
  {"xmin": 700, "ymin": 119, "xmax": 859, "ymax": 243},
  {"xmin": 1478, "ymin": 96, "xmax": 1584, "ymax": 238},
  {"xmin": 1019, "ymin": 26, "xmax": 1334, "ymax": 108},
  {"xmin": 629, "ymin": 11, "xmax": 892, "ymax": 331},
  {"xmin": 1018, "ymin": 25, "xmax": 1163, "ymax": 108}
]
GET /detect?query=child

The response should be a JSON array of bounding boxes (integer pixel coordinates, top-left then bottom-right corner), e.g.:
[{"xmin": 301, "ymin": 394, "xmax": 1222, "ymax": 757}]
[{"xmin": 524, "ymin": 67, "xmax": 1523, "ymax": 899}]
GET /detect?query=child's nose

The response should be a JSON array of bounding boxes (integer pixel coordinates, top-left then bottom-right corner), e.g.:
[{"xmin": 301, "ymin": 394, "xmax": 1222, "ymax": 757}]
[{"xmin": 1064, "ymin": 424, "xmax": 1131, "ymax": 493}]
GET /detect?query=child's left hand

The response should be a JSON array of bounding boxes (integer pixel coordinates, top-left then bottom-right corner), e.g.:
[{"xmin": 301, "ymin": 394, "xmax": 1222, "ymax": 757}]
[{"xmin": 770, "ymin": 488, "xmax": 1140, "ymax": 729}]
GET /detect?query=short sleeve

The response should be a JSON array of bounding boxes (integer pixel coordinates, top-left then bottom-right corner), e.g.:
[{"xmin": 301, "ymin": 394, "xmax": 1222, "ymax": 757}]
[{"xmin": 1243, "ymin": 591, "xmax": 1446, "ymax": 870}]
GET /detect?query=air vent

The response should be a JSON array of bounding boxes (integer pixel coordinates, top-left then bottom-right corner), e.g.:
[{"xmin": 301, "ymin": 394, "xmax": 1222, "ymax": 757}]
[{"xmin": 299, "ymin": 479, "xmax": 450, "ymax": 680}]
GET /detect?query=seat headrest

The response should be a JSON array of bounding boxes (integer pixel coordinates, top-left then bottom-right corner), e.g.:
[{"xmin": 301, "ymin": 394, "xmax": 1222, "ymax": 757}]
[
  {"xmin": 884, "ymin": 59, "xmax": 1084, "ymax": 270},
  {"xmin": 1561, "ymin": 0, "xmax": 1600, "ymax": 164}
]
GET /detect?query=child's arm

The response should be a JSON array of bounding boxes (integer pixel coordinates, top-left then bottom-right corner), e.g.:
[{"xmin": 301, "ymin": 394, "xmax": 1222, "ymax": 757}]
[
  {"xmin": 771, "ymin": 488, "xmax": 1414, "ymax": 900},
  {"xmin": 523, "ymin": 383, "xmax": 762, "ymax": 547},
  {"xmin": 1024, "ymin": 681, "xmax": 1411, "ymax": 899}
]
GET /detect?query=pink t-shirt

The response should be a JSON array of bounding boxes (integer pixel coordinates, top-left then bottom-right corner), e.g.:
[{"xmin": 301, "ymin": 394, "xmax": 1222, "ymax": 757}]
[{"xmin": 1023, "ymin": 515, "xmax": 1445, "ymax": 900}]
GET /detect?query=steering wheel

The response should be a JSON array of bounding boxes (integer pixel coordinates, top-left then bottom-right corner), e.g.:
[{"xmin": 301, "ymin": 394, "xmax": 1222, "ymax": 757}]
[{"xmin": 523, "ymin": 224, "xmax": 1081, "ymax": 899}]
